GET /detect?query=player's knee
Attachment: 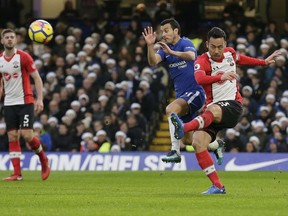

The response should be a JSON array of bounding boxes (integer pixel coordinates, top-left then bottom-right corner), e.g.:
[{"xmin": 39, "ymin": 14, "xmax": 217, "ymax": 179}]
[
  {"xmin": 192, "ymin": 141, "xmax": 201, "ymax": 150},
  {"xmin": 206, "ymin": 105, "xmax": 222, "ymax": 122},
  {"xmin": 21, "ymin": 132, "xmax": 34, "ymax": 142},
  {"xmin": 192, "ymin": 136, "xmax": 209, "ymax": 151},
  {"xmin": 7, "ymin": 131, "xmax": 18, "ymax": 142},
  {"xmin": 22, "ymin": 135, "xmax": 33, "ymax": 142},
  {"xmin": 182, "ymin": 133, "xmax": 192, "ymax": 144},
  {"xmin": 165, "ymin": 106, "xmax": 173, "ymax": 115}
]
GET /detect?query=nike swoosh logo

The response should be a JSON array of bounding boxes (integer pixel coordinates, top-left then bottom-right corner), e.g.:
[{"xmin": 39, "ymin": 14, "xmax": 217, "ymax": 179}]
[{"xmin": 225, "ymin": 157, "xmax": 288, "ymax": 171}]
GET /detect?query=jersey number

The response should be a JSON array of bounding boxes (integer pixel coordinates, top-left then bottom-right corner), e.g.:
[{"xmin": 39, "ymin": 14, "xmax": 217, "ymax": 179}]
[
  {"xmin": 218, "ymin": 101, "xmax": 230, "ymax": 107},
  {"xmin": 23, "ymin": 114, "xmax": 29, "ymax": 127}
]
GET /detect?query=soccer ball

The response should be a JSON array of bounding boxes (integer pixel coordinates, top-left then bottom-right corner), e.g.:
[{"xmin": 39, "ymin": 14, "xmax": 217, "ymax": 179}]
[{"xmin": 28, "ymin": 19, "xmax": 53, "ymax": 44}]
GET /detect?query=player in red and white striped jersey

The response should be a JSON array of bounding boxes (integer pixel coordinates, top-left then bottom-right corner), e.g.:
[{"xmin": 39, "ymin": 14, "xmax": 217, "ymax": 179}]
[
  {"xmin": 0, "ymin": 28, "xmax": 50, "ymax": 181},
  {"xmin": 171, "ymin": 27, "xmax": 279, "ymax": 194}
]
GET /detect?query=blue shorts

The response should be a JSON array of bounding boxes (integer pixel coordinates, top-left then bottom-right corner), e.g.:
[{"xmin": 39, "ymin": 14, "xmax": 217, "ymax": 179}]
[{"xmin": 179, "ymin": 90, "xmax": 205, "ymax": 123}]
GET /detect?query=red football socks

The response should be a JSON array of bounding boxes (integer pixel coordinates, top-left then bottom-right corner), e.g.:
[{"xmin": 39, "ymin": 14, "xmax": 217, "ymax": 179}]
[
  {"xmin": 196, "ymin": 150, "xmax": 223, "ymax": 188},
  {"xmin": 9, "ymin": 141, "xmax": 21, "ymax": 175},
  {"xmin": 28, "ymin": 137, "xmax": 46, "ymax": 163},
  {"xmin": 184, "ymin": 110, "xmax": 214, "ymax": 133}
]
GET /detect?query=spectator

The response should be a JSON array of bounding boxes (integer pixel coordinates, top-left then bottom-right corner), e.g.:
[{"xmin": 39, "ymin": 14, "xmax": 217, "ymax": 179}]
[
  {"xmin": 132, "ymin": 3, "xmax": 152, "ymax": 22},
  {"xmin": 53, "ymin": 123, "xmax": 73, "ymax": 151},
  {"xmin": 154, "ymin": 1, "xmax": 174, "ymax": 25},
  {"xmin": 112, "ymin": 130, "xmax": 132, "ymax": 152},
  {"xmin": 266, "ymin": 132, "xmax": 287, "ymax": 153},
  {"xmin": 223, "ymin": 129, "xmax": 244, "ymax": 152},
  {"xmin": 245, "ymin": 141, "xmax": 257, "ymax": 153},
  {"xmin": 33, "ymin": 122, "xmax": 53, "ymax": 151},
  {"xmin": 95, "ymin": 130, "xmax": 111, "ymax": 153},
  {"xmin": 241, "ymin": 85, "xmax": 258, "ymax": 116},
  {"xmin": 248, "ymin": 120, "xmax": 268, "ymax": 151},
  {"xmin": 46, "ymin": 117, "xmax": 59, "ymax": 137},
  {"xmin": 58, "ymin": 0, "xmax": 79, "ymax": 24},
  {"xmin": 126, "ymin": 113, "xmax": 145, "ymax": 151},
  {"xmin": 80, "ymin": 132, "xmax": 98, "ymax": 152},
  {"xmin": 129, "ymin": 102, "xmax": 148, "ymax": 133},
  {"xmin": 248, "ymin": 136, "xmax": 261, "ymax": 152},
  {"xmin": 223, "ymin": 0, "xmax": 244, "ymax": 24}
]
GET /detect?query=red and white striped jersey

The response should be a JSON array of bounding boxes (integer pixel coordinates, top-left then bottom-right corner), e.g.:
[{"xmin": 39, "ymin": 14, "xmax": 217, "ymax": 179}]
[
  {"xmin": 0, "ymin": 49, "xmax": 36, "ymax": 105},
  {"xmin": 194, "ymin": 48, "xmax": 242, "ymax": 106},
  {"xmin": 194, "ymin": 47, "xmax": 266, "ymax": 107}
]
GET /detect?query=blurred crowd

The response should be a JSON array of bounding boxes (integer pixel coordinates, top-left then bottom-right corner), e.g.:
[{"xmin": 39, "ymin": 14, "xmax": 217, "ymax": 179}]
[{"xmin": 0, "ymin": 0, "xmax": 288, "ymax": 153}]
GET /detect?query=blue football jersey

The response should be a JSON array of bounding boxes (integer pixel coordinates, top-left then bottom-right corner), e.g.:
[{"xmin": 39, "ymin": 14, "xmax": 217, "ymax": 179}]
[{"xmin": 157, "ymin": 37, "xmax": 204, "ymax": 98}]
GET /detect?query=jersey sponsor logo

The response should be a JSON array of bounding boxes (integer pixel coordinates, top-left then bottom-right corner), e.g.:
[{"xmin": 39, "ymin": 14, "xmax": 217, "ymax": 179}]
[
  {"xmin": 169, "ymin": 60, "xmax": 187, "ymax": 69},
  {"xmin": 225, "ymin": 157, "xmax": 288, "ymax": 171},
  {"xmin": 3, "ymin": 72, "xmax": 18, "ymax": 81},
  {"xmin": 12, "ymin": 72, "xmax": 19, "ymax": 78},
  {"xmin": 3, "ymin": 72, "xmax": 11, "ymax": 81},
  {"xmin": 194, "ymin": 64, "xmax": 200, "ymax": 70}
]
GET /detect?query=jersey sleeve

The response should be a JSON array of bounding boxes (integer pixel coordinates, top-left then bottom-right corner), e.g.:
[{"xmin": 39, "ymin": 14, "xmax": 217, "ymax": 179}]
[
  {"xmin": 194, "ymin": 57, "xmax": 208, "ymax": 73},
  {"xmin": 194, "ymin": 56, "xmax": 222, "ymax": 85},
  {"xmin": 21, "ymin": 52, "xmax": 37, "ymax": 74},
  {"xmin": 225, "ymin": 47, "xmax": 266, "ymax": 66},
  {"xmin": 237, "ymin": 54, "xmax": 266, "ymax": 66},
  {"xmin": 182, "ymin": 38, "xmax": 197, "ymax": 56},
  {"xmin": 156, "ymin": 48, "xmax": 165, "ymax": 61}
]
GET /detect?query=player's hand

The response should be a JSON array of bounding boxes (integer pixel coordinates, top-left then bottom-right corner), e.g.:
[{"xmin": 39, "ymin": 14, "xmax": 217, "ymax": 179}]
[
  {"xmin": 142, "ymin": 26, "xmax": 157, "ymax": 46},
  {"xmin": 265, "ymin": 50, "xmax": 280, "ymax": 65},
  {"xmin": 220, "ymin": 72, "xmax": 238, "ymax": 81},
  {"xmin": 35, "ymin": 99, "xmax": 44, "ymax": 114},
  {"xmin": 157, "ymin": 42, "xmax": 172, "ymax": 54}
]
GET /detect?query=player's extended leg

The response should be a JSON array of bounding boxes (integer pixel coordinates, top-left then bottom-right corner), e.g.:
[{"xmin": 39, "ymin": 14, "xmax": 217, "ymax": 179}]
[
  {"xmin": 170, "ymin": 112, "xmax": 225, "ymax": 165},
  {"xmin": 3, "ymin": 130, "xmax": 23, "ymax": 181},
  {"xmin": 161, "ymin": 99, "xmax": 189, "ymax": 163},
  {"xmin": 193, "ymin": 130, "xmax": 226, "ymax": 194},
  {"xmin": 22, "ymin": 130, "xmax": 50, "ymax": 180},
  {"xmin": 161, "ymin": 114, "xmax": 182, "ymax": 163}
]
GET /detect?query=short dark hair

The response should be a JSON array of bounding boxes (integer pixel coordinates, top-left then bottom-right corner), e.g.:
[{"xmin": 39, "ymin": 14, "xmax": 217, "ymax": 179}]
[
  {"xmin": 207, "ymin": 27, "xmax": 226, "ymax": 41},
  {"xmin": 1, "ymin": 28, "xmax": 15, "ymax": 39},
  {"xmin": 160, "ymin": 18, "xmax": 181, "ymax": 35}
]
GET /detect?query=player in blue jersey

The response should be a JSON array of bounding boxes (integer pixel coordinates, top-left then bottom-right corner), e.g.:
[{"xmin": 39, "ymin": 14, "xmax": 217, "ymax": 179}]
[{"xmin": 142, "ymin": 18, "xmax": 224, "ymax": 163}]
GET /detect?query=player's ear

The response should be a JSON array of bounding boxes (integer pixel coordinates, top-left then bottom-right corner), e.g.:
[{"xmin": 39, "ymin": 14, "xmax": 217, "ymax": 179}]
[
  {"xmin": 0, "ymin": 38, "xmax": 3, "ymax": 45},
  {"xmin": 174, "ymin": 28, "xmax": 179, "ymax": 35},
  {"xmin": 206, "ymin": 41, "xmax": 209, "ymax": 49}
]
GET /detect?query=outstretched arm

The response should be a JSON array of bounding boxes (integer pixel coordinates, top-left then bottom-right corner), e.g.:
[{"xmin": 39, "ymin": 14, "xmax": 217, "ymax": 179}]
[
  {"xmin": 142, "ymin": 26, "xmax": 162, "ymax": 66},
  {"xmin": 264, "ymin": 50, "xmax": 280, "ymax": 65},
  {"xmin": 195, "ymin": 71, "xmax": 238, "ymax": 85},
  {"xmin": 237, "ymin": 50, "xmax": 280, "ymax": 66},
  {"xmin": 157, "ymin": 42, "xmax": 196, "ymax": 61}
]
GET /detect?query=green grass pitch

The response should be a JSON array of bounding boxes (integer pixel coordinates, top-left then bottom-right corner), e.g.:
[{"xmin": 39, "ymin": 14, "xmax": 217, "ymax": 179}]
[{"xmin": 0, "ymin": 171, "xmax": 287, "ymax": 216}]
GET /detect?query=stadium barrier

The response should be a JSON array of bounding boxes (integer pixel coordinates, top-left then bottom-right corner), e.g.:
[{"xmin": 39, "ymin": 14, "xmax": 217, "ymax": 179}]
[{"xmin": 0, "ymin": 152, "xmax": 287, "ymax": 171}]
